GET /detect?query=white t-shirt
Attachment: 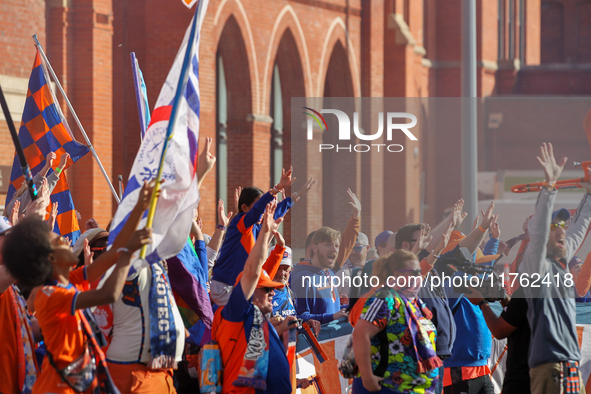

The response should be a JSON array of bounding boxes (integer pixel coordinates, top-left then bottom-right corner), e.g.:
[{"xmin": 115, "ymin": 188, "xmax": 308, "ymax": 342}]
[{"xmin": 95, "ymin": 263, "xmax": 184, "ymax": 364}]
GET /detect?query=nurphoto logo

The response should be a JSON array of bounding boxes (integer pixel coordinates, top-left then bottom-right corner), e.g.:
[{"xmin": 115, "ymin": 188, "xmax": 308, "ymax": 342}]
[{"xmin": 303, "ymin": 107, "xmax": 418, "ymax": 153}]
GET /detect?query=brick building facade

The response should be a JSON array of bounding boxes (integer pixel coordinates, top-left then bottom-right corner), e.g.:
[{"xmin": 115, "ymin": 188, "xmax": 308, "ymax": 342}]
[{"xmin": 0, "ymin": 0, "xmax": 589, "ymax": 249}]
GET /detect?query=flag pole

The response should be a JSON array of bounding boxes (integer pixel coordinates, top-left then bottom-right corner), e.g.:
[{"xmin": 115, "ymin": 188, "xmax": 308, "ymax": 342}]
[
  {"xmin": 139, "ymin": 3, "xmax": 202, "ymax": 258},
  {"xmin": 32, "ymin": 35, "xmax": 121, "ymax": 204},
  {"xmin": 0, "ymin": 85, "xmax": 38, "ymax": 201},
  {"xmin": 130, "ymin": 52, "xmax": 147, "ymax": 140}
]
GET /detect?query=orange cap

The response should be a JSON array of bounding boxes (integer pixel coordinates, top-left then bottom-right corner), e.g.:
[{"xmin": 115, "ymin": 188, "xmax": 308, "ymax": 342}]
[{"xmin": 235, "ymin": 269, "xmax": 285, "ymax": 290}]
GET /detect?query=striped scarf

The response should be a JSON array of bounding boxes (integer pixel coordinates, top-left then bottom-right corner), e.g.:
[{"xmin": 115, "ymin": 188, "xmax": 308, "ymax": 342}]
[{"xmin": 10, "ymin": 285, "xmax": 38, "ymax": 394}]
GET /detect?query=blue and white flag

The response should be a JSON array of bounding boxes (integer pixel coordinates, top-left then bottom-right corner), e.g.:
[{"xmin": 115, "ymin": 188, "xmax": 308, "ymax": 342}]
[
  {"xmin": 130, "ymin": 52, "xmax": 151, "ymax": 139},
  {"xmin": 108, "ymin": 0, "xmax": 209, "ymax": 267}
]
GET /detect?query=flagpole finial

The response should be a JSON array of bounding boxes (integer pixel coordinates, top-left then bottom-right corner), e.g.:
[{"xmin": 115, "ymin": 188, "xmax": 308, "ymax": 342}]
[{"xmin": 32, "ymin": 34, "xmax": 40, "ymax": 46}]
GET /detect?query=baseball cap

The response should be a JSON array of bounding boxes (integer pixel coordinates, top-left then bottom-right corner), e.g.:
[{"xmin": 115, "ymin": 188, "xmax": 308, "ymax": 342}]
[
  {"xmin": 569, "ymin": 256, "xmax": 583, "ymax": 270},
  {"xmin": 72, "ymin": 228, "xmax": 109, "ymax": 257},
  {"xmin": 356, "ymin": 232, "xmax": 369, "ymax": 246},
  {"xmin": 235, "ymin": 269, "xmax": 285, "ymax": 290},
  {"xmin": 280, "ymin": 246, "xmax": 292, "ymax": 267},
  {"xmin": 552, "ymin": 208, "xmax": 571, "ymax": 223},
  {"xmin": 0, "ymin": 216, "xmax": 12, "ymax": 235},
  {"xmin": 375, "ymin": 231, "xmax": 393, "ymax": 248}
]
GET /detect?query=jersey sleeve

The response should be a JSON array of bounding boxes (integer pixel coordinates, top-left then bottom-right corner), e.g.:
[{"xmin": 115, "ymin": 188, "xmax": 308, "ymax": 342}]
[
  {"xmin": 359, "ymin": 296, "xmax": 391, "ymax": 330},
  {"xmin": 35, "ymin": 286, "xmax": 78, "ymax": 320},
  {"xmin": 222, "ymin": 282, "xmax": 252, "ymax": 323},
  {"xmin": 69, "ymin": 266, "xmax": 90, "ymax": 291}
]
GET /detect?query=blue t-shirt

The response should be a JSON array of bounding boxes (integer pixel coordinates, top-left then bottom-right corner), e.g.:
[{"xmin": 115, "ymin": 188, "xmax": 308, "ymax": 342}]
[
  {"xmin": 272, "ymin": 287, "xmax": 296, "ymax": 318},
  {"xmin": 221, "ymin": 283, "xmax": 292, "ymax": 393}
]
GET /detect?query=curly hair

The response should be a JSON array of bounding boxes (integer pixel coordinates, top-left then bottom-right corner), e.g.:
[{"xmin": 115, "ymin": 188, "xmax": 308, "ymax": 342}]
[
  {"xmin": 2, "ymin": 218, "xmax": 53, "ymax": 288},
  {"xmin": 371, "ymin": 249, "xmax": 418, "ymax": 285}
]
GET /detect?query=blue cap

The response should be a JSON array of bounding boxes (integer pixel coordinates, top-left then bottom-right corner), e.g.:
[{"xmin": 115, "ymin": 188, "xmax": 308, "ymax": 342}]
[
  {"xmin": 375, "ymin": 231, "xmax": 393, "ymax": 248},
  {"xmin": 552, "ymin": 208, "xmax": 571, "ymax": 223}
]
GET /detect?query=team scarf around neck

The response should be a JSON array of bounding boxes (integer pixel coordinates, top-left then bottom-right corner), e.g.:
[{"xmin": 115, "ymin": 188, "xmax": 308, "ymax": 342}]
[
  {"xmin": 148, "ymin": 261, "xmax": 178, "ymax": 369},
  {"xmin": 10, "ymin": 285, "xmax": 37, "ymax": 394},
  {"xmin": 233, "ymin": 305, "xmax": 270, "ymax": 390},
  {"xmin": 398, "ymin": 292, "xmax": 442, "ymax": 374}
]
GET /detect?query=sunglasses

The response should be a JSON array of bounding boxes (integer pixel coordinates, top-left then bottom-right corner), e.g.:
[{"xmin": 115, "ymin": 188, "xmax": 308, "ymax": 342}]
[
  {"xmin": 395, "ymin": 268, "xmax": 421, "ymax": 276},
  {"xmin": 353, "ymin": 245, "xmax": 368, "ymax": 253},
  {"xmin": 262, "ymin": 287, "xmax": 275, "ymax": 294},
  {"xmin": 550, "ymin": 221, "xmax": 568, "ymax": 231}
]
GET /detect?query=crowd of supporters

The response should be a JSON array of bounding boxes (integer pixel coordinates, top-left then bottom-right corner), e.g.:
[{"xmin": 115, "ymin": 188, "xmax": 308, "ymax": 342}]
[{"xmin": 2, "ymin": 141, "xmax": 591, "ymax": 394}]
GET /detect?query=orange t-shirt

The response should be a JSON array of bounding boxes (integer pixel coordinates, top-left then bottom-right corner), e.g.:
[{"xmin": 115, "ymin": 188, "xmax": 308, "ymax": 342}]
[{"xmin": 32, "ymin": 269, "xmax": 90, "ymax": 394}]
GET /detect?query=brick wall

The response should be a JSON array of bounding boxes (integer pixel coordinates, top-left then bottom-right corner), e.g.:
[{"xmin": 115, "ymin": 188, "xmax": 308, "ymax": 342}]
[{"xmin": 2, "ymin": 0, "xmax": 589, "ymax": 251}]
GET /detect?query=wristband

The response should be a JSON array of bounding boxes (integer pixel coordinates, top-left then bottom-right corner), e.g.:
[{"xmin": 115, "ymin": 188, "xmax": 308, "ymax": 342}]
[
  {"xmin": 478, "ymin": 299, "xmax": 489, "ymax": 307},
  {"xmin": 431, "ymin": 250, "xmax": 441, "ymax": 259},
  {"xmin": 216, "ymin": 224, "xmax": 226, "ymax": 231},
  {"xmin": 117, "ymin": 247, "xmax": 130, "ymax": 255},
  {"xmin": 478, "ymin": 225, "xmax": 487, "ymax": 233},
  {"xmin": 270, "ymin": 185, "xmax": 279, "ymax": 195},
  {"xmin": 292, "ymin": 192, "xmax": 300, "ymax": 202},
  {"xmin": 542, "ymin": 180, "xmax": 556, "ymax": 190},
  {"xmin": 55, "ymin": 167, "xmax": 63, "ymax": 174}
]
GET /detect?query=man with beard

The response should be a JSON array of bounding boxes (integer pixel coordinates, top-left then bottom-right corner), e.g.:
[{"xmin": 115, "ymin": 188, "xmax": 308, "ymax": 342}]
[
  {"xmin": 519, "ymin": 143, "xmax": 591, "ymax": 394},
  {"xmin": 291, "ymin": 227, "xmax": 349, "ymax": 323}
]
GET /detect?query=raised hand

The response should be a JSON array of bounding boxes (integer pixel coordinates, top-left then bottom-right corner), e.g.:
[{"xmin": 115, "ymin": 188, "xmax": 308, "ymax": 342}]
[
  {"xmin": 47, "ymin": 201, "xmax": 58, "ymax": 231},
  {"xmin": 83, "ymin": 238, "xmax": 94, "ymax": 266},
  {"xmin": 273, "ymin": 229, "xmax": 285, "ymax": 248},
  {"xmin": 295, "ymin": 177, "xmax": 316, "ymax": 198},
  {"xmin": 471, "ymin": 215, "xmax": 480, "ymax": 232},
  {"xmin": 234, "ymin": 186, "xmax": 242, "ymax": 214},
  {"xmin": 479, "ymin": 202, "xmax": 496, "ymax": 231},
  {"xmin": 536, "ymin": 142, "xmax": 567, "ymax": 186},
  {"xmin": 347, "ymin": 188, "xmax": 361, "ymax": 218},
  {"xmin": 577, "ymin": 167, "xmax": 591, "ymax": 194},
  {"xmin": 450, "ymin": 199, "xmax": 468, "ymax": 228},
  {"xmin": 45, "ymin": 152, "xmax": 56, "ymax": 168},
  {"xmin": 412, "ymin": 224, "xmax": 432, "ymax": 254},
  {"xmin": 261, "ymin": 199, "xmax": 283, "ymax": 235},
  {"xmin": 135, "ymin": 179, "xmax": 160, "ymax": 213},
  {"xmin": 85, "ymin": 217, "xmax": 99, "ymax": 230},
  {"xmin": 126, "ymin": 227, "xmax": 154, "ymax": 252},
  {"xmin": 218, "ymin": 199, "xmax": 232, "ymax": 227},
  {"xmin": 8, "ymin": 200, "xmax": 20, "ymax": 226},
  {"xmin": 276, "ymin": 166, "xmax": 295, "ymax": 190},
  {"xmin": 490, "ymin": 214, "xmax": 501, "ymax": 239},
  {"xmin": 57, "ymin": 152, "xmax": 70, "ymax": 171},
  {"xmin": 198, "ymin": 137, "xmax": 216, "ymax": 176},
  {"xmin": 434, "ymin": 222, "xmax": 454, "ymax": 255},
  {"xmin": 24, "ymin": 178, "xmax": 51, "ymax": 221}
]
